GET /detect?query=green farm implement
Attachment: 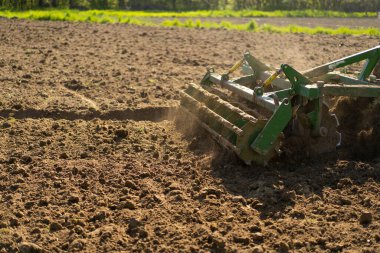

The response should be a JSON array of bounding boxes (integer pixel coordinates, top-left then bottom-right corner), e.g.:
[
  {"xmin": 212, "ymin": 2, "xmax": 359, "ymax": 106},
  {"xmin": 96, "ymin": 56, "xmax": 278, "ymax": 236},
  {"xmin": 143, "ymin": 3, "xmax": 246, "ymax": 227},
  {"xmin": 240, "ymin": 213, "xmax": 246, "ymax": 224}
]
[{"xmin": 180, "ymin": 46, "xmax": 380, "ymax": 165}]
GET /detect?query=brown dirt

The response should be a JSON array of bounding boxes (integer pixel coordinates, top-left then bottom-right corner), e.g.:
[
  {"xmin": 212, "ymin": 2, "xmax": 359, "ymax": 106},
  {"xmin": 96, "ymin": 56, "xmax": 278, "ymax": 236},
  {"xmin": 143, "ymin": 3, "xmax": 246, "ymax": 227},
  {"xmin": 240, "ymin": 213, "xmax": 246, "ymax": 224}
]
[{"xmin": 0, "ymin": 19, "xmax": 379, "ymax": 253}]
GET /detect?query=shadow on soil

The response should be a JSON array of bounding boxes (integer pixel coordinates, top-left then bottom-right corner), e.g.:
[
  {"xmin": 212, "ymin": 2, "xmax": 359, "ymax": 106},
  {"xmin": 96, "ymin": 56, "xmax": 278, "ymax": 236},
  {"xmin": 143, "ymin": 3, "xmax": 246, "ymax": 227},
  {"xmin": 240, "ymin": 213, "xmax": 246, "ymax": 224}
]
[
  {"xmin": 208, "ymin": 147, "xmax": 380, "ymax": 220},
  {"xmin": 179, "ymin": 97, "xmax": 380, "ymax": 220},
  {"xmin": 175, "ymin": 100, "xmax": 380, "ymax": 220}
]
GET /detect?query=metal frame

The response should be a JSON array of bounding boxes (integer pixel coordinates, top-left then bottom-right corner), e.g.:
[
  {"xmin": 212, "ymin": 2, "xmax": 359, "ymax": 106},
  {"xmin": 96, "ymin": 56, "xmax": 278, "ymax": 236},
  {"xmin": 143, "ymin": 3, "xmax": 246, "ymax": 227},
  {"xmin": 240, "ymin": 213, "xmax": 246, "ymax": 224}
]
[{"xmin": 182, "ymin": 46, "xmax": 380, "ymax": 165}]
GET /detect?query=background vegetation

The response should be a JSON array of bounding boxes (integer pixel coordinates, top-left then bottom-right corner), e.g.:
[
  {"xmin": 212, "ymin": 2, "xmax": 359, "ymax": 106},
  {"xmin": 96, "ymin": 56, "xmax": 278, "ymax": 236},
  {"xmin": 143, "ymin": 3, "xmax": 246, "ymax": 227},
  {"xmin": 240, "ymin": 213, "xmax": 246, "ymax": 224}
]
[
  {"xmin": 0, "ymin": 0, "xmax": 379, "ymax": 12},
  {"xmin": 0, "ymin": 1, "xmax": 378, "ymax": 36},
  {"xmin": 1, "ymin": 9, "xmax": 378, "ymax": 36}
]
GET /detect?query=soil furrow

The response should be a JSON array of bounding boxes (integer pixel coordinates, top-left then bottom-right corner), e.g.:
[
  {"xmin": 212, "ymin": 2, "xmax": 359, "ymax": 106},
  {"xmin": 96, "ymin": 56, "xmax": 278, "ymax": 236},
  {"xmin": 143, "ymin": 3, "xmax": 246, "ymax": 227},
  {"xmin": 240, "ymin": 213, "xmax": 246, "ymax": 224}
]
[{"xmin": 0, "ymin": 107, "xmax": 177, "ymax": 122}]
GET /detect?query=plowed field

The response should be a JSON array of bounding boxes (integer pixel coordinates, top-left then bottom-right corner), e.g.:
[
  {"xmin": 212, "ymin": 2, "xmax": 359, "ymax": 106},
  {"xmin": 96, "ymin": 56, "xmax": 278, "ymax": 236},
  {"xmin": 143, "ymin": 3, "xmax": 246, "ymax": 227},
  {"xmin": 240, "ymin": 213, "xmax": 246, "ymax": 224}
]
[{"xmin": 0, "ymin": 19, "xmax": 379, "ymax": 253}]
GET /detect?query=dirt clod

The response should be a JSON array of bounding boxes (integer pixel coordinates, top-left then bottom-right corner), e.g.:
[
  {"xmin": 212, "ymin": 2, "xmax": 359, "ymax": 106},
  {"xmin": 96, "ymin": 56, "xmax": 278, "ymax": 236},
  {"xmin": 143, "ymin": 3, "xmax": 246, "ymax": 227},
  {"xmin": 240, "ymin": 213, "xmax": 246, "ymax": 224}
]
[
  {"xmin": 119, "ymin": 200, "xmax": 136, "ymax": 210},
  {"xmin": 9, "ymin": 218, "xmax": 20, "ymax": 227},
  {"xmin": 125, "ymin": 180, "xmax": 138, "ymax": 190},
  {"xmin": 68, "ymin": 194, "xmax": 80, "ymax": 204},
  {"xmin": 19, "ymin": 242, "xmax": 44, "ymax": 253},
  {"xmin": 59, "ymin": 152, "xmax": 69, "ymax": 159},
  {"xmin": 233, "ymin": 235, "xmax": 250, "ymax": 245},
  {"xmin": 63, "ymin": 79, "xmax": 86, "ymax": 91},
  {"xmin": 2, "ymin": 122, "xmax": 11, "ymax": 128},
  {"xmin": 278, "ymin": 242, "xmax": 290, "ymax": 253},
  {"xmin": 90, "ymin": 210, "xmax": 108, "ymax": 222},
  {"xmin": 359, "ymin": 212, "xmax": 373, "ymax": 225},
  {"xmin": 69, "ymin": 239, "xmax": 86, "ymax": 251},
  {"xmin": 20, "ymin": 155, "xmax": 32, "ymax": 164},
  {"xmin": 114, "ymin": 129, "xmax": 129, "ymax": 139},
  {"xmin": 252, "ymin": 246, "xmax": 265, "ymax": 253},
  {"xmin": 22, "ymin": 74, "xmax": 32, "ymax": 79},
  {"xmin": 49, "ymin": 222, "xmax": 63, "ymax": 232},
  {"xmin": 252, "ymin": 232, "xmax": 264, "ymax": 242}
]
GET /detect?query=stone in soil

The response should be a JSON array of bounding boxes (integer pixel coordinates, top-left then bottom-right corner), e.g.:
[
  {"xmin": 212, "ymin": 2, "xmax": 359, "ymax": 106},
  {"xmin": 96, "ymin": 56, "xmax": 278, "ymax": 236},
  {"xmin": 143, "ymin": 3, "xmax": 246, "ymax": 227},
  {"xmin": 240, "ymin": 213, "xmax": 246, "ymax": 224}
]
[
  {"xmin": 19, "ymin": 242, "xmax": 44, "ymax": 253},
  {"xmin": 359, "ymin": 212, "xmax": 373, "ymax": 225}
]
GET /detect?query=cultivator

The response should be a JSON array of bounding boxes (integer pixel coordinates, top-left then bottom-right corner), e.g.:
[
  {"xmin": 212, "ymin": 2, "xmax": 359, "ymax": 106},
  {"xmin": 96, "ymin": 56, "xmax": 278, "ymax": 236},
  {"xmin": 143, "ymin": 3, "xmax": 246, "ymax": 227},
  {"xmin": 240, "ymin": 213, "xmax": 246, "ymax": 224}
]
[{"xmin": 180, "ymin": 46, "xmax": 380, "ymax": 165}]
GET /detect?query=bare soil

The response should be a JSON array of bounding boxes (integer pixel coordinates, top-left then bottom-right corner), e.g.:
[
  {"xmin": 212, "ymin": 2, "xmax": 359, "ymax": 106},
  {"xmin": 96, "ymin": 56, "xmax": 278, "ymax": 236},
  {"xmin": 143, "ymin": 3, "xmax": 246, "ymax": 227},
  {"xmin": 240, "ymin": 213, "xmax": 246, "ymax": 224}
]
[{"xmin": 0, "ymin": 19, "xmax": 379, "ymax": 253}]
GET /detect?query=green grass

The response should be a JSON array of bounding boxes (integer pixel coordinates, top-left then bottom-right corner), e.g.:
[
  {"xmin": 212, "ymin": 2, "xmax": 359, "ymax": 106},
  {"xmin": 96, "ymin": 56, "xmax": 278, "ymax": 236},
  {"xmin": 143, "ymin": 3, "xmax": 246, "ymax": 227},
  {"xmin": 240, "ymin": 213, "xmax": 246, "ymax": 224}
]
[
  {"xmin": 161, "ymin": 19, "xmax": 380, "ymax": 36},
  {"xmin": 0, "ymin": 9, "xmax": 377, "ymax": 19},
  {"xmin": 121, "ymin": 9, "xmax": 375, "ymax": 18},
  {"xmin": 2, "ymin": 9, "xmax": 375, "ymax": 18},
  {"xmin": 0, "ymin": 10, "xmax": 378, "ymax": 36}
]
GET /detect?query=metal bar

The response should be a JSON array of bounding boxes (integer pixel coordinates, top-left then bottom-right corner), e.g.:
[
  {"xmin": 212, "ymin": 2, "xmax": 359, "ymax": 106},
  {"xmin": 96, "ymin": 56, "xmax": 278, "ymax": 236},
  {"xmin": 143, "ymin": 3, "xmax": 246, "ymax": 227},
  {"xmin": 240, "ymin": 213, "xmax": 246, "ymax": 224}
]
[
  {"xmin": 207, "ymin": 73, "xmax": 277, "ymax": 112},
  {"xmin": 310, "ymin": 73, "xmax": 371, "ymax": 85},
  {"xmin": 188, "ymin": 84, "xmax": 258, "ymax": 123},
  {"xmin": 226, "ymin": 59, "xmax": 245, "ymax": 75},
  {"xmin": 258, "ymin": 71, "xmax": 292, "ymax": 90},
  {"xmin": 244, "ymin": 52, "xmax": 272, "ymax": 72},
  {"xmin": 203, "ymin": 85, "xmax": 265, "ymax": 119},
  {"xmin": 374, "ymin": 60, "xmax": 380, "ymax": 78},
  {"xmin": 322, "ymin": 84, "xmax": 380, "ymax": 97},
  {"xmin": 303, "ymin": 46, "xmax": 380, "ymax": 79},
  {"xmin": 261, "ymin": 68, "xmax": 283, "ymax": 90},
  {"xmin": 297, "ymin": 84, "xmax": 320, "ymax": 99},
  {"xmin": 268, "ymin": 89, "xmax": 294, "ymax": 100},
  {"xmin": 179, "ymin": 107, "xmax": 240, "ymax": 154},
  {"xmin": 181, "ymin": 91, "xmax": 244, "ymax": 136},
  {"xmin": 282, "ymin": 64, "xmax": 312, "ymax": 87},
  {"xmin": 250, "ymin": 100, "xmax": 293, "ymax": 155},
  {"xmin": 243, "ymin": 52, "xmax": 291, "ymax": 89},
  {"xmin": 231, "ymin": 75, "xmax": 256, "ymax": 86},
  {"xmin": 359, "ymin": 55, "xmax": 380, "ymax": 80}
]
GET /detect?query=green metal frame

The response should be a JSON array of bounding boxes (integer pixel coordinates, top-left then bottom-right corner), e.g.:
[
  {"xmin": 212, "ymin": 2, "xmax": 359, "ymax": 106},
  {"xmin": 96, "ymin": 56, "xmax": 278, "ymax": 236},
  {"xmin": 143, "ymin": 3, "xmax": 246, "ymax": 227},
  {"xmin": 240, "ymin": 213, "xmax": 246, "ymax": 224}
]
[
  {"xmin": 304, "ymin": 46, "xmax": 380, "ymax": 80},
  {"xmin": 250, "ymin": 99, "xmax": 292, "ymax": 155},
  {"xmin": 182, "ymin": 46, "xmax": 380, "ymax": 165}
]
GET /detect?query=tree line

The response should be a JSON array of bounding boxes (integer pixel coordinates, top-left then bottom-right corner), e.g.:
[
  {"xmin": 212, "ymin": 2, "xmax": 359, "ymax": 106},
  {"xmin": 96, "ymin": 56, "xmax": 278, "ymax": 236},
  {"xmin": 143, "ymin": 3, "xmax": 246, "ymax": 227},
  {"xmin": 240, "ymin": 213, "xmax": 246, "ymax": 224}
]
[{"xmin": 0, "ymin": 0, "xmax": 378, "ymax": 12}]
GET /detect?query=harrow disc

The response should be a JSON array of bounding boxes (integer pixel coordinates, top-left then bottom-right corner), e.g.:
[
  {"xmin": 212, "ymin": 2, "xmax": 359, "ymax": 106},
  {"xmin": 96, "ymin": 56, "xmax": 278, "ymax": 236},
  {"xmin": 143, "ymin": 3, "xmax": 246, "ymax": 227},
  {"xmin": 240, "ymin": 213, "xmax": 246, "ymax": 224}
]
[{"xmin": 281, "ymin": 103, "xmax": 341, "ymax": 161}]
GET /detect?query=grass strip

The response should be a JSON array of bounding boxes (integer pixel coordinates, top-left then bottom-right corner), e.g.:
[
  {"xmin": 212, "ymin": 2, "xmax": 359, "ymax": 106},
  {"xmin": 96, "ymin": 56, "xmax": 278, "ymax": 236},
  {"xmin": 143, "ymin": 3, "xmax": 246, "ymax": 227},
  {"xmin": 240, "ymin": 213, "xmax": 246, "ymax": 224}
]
[
  {"xmin": 83, "ymin": 9, "xmax": 375, "ymax": 18},
  {"xmin": 0, "ymin": 10, "xmax": 378, "ymax": 36},
  {"xmin": 0, "ymin": 9, "xmax": 376, "ymax": 18},
  {"xmin": 160, "ymin": 19, "xmax": 380, "ymax": 36}
]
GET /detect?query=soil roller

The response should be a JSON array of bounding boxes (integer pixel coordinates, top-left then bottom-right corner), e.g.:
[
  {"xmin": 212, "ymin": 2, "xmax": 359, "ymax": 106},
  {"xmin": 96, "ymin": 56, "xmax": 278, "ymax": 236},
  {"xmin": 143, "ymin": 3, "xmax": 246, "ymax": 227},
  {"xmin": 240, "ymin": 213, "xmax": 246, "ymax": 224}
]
[{"xmin": 180, "ymin": 46, "xmax": 380, "ymax": 165}]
